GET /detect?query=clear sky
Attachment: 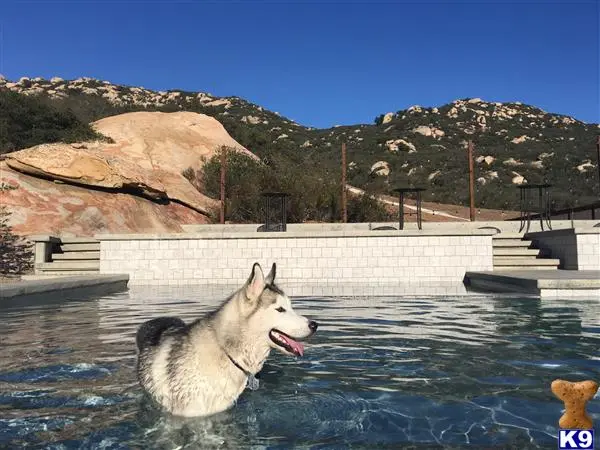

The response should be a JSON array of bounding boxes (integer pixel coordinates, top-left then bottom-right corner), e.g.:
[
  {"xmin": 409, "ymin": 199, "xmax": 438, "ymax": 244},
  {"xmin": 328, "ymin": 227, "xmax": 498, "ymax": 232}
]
[{"xmin": 1, "ymin": 0, "xmax": 598, "ymax": 128}]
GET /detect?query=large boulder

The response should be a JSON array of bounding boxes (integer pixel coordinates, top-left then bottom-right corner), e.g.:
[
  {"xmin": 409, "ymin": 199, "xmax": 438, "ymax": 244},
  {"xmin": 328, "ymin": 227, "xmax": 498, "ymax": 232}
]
[{"xmin": 1, "ymin": 111, "xmax": 255, "ymax": 236}]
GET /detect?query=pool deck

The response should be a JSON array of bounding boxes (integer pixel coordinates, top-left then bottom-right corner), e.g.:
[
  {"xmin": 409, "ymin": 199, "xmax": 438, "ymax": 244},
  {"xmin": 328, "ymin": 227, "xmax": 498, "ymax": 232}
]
[
  {"xmin": 0, "ymin": 274, "xmax": 130, "ymax": 302},
  {"xmin": 465, "ymin": 270, "xmax": 600, "ymax": 299}
]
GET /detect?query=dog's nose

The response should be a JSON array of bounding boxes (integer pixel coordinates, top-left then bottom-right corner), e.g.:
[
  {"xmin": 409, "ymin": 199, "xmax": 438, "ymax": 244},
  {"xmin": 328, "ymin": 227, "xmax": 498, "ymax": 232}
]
[{"xmin": 308, "ymin": 321, "xmax": 318, "ymax": 332}]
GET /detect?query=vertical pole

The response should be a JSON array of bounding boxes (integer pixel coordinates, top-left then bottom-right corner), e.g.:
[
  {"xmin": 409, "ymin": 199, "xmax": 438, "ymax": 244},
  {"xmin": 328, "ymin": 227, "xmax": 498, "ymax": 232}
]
[
  {"xmin": 468, "ymin": 141, "xmax": 475, "ymax": 221},
  {"xmin": 596, "ymin": 135, "xmax": 600, "ymax": 193},
  {"xmin": 341, "ymin": 142, "xmax": 347, "ymax": 223},
  {"xmin": 220, "ymin": 147, "xmax": 226, "ymax": 224}
]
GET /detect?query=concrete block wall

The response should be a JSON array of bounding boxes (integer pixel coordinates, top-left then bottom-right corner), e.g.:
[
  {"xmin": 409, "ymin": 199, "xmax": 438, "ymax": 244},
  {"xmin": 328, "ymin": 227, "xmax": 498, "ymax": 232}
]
[
  {"xmin": 98, "ymin": 230, "xmax": 494, "ymax": 296},
  {"xmin": 576, "ymin": 232, "xmax": 600, "ymax": 270},
  {"xmin": 527, "ymin": 228, "xmax": 600, "ymax": 270}
]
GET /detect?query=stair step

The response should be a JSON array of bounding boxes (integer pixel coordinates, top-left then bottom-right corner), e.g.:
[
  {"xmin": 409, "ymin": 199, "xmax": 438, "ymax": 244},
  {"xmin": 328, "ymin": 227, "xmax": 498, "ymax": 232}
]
[
  {"xmin": 493, "ymin": 233, "xmax": 526, "ymax": 239},
  {"xmin": 52, "ymin": 251, "xmax": 100, "ymax": 261},
  {"xmin": 60, "ymin": 243, "xmax": 101, "ymax": 252},
  {"xmin": 493, "ymin": 240, "xmax": 533, "ymax": 248},
  {"xmin": 492, "ymin": 265, "xmax": 559, "ymax": 271},
  {"xmin": 493, "ymin": 257, "xmax": 560, "ymax": 267},
  {"xmin": 493, "ymin": 248, "xmax": 541, "ymax": 257},
  {"xmin": 59, "ymin": 237, "xmax": 99, "ymax": 244},
  {"xmin": 37, "ymin": 261, "xmax": 100, "ymax": 271}
]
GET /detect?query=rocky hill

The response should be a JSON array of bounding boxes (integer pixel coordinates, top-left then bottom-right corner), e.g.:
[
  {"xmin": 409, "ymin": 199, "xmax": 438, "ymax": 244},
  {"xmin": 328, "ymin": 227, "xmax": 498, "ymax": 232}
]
[{"xmin": 1, "ymin": 75, "xmax": 598, "ymax": 212}]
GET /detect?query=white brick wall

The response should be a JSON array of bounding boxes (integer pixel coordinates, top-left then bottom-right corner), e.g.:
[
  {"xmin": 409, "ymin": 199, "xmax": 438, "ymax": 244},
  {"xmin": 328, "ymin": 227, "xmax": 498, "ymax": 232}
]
[
  {"xmin": 576, "ymin": 233, "xmax": 600, "ymax": 270},
  {"xmin": 99, "ymin": 232, "xmax": 494, "ymax": 295}
]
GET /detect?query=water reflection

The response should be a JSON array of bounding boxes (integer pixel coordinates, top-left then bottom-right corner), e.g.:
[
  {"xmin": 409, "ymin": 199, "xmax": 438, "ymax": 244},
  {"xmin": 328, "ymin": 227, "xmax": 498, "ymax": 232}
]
[{"xmin": 0, "ymin": 287, "xmax": 598, "ymax": 449}]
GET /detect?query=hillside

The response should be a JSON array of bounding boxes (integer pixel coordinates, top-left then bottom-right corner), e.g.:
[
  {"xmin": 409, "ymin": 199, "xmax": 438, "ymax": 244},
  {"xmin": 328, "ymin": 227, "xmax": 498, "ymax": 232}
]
[{"xmin": 1, "ymin": 75, "xmax": 598, "ymax": 212}]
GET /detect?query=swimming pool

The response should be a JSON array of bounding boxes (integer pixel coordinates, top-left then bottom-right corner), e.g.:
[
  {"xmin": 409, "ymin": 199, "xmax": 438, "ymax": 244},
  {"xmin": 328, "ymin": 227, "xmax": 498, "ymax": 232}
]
[{"xmin": 1, "ymin": 287, "xmax": 598, "ymax": 449}]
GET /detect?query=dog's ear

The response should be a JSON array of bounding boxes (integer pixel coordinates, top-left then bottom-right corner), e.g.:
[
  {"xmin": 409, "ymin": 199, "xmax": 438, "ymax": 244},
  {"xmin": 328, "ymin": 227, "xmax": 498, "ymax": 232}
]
[
  {"xmin": 245, "ymin": 262, "xmax": 265, "ymax": 301},
  {"xmin": 265, "ymin": 263, "xmax": 276, "ymax": 285}
]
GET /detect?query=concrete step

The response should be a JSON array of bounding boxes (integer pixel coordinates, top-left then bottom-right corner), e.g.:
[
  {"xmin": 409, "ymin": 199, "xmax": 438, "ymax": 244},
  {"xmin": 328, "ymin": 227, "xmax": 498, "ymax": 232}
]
[
  {"xmin": 36, "ymin": 261, "xmax": 100, "ymax": 271},
  {"xmin": 59, "ymin": 237, "xmax": 99, "ymax": 244},
  {"xmin": 60, "ymin": 243, "xmax": 101, "ymax": 252},
  {"xmin": 21, "ymin": 272, "xmax": 100, "ymax": 280},
  {"xmin": 494, "ymin": 258, "xmax": 560, "ymax": 270},
  {"xmin": 52, "ymin": 251, "xmax": 100, "ymax": 261},
  {"xmin": 494, "ymin": 233, "xmax": 526, "ymax": 239},
  {"xmin": 494, "ymin": 257, "xmax": 560, "ymax": 266},
  {"xmin": 465, "ymin": 270, "xmax": 600, "ymax": 296},
  {"xmin": 493, "ymin": 240, "xmax": 533, "ymax": 248},
  {"xmin": 493, "ymin": 248, "xmax": 542, "ymax": 257}
]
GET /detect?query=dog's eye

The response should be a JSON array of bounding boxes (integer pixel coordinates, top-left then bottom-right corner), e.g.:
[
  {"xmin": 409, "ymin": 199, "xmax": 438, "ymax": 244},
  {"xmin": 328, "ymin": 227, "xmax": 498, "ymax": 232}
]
[{"xmin": 275, "ymin": 307, "xmax": 286, "ymax": 313}]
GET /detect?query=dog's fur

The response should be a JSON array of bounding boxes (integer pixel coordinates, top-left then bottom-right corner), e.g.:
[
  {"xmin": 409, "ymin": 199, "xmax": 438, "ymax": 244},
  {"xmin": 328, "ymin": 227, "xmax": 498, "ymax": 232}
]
[{"xmin": 136, "ymin": 263, "xmax": 318, "ymax": 418}]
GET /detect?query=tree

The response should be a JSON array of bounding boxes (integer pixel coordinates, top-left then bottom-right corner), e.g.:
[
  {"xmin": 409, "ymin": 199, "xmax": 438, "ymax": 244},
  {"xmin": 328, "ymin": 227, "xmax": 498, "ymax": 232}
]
[{"xmin": 0, "ymin": 183, "xmax": 34, "ymax": 276}]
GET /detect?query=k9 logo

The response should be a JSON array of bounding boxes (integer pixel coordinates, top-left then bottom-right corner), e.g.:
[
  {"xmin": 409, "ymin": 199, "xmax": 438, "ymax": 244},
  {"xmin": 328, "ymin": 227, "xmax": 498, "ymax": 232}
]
[{"xmin": 558, "ymin": 429, "xmax": 595, "ymax": 449}]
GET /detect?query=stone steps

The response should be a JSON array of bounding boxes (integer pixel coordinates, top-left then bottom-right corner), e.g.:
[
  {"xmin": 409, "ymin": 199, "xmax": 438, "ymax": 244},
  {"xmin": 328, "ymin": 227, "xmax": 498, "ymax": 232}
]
[
  {"xmin": 34, "ymin": 237, "xmax": 101, "ymax": 275},
  {"xmin": 492, "ymin": 233, "xmax": 559, "ymax": 270},
  {"xmin": 52, "ymin": 251, "xmax": 100, "ymax": 261},
  {"xmin": 493, "ymin": 257, "xmax": 561, "ymax": 269},
  {"xmin": 37, "ymin": 261, "xmax": 100, "ymax": 271}
]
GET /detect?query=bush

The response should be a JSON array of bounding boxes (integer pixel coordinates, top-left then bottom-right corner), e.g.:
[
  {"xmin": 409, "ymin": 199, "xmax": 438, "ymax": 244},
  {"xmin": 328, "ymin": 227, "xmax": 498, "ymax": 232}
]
[
  {"xmin": 0, "ymin": 184, "xmax": 33, "ymax": 276},
  {"xmin": 0, "ymin": 90, "xmax": 110, "ymax": 155}
]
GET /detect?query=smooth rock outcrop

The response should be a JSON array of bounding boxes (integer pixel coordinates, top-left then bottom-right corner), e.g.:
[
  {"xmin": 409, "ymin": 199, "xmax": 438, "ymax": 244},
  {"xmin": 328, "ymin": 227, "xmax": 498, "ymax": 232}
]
[{"xmin": 1, "ymin": 111, "xmax": 255, "ymax": 236}]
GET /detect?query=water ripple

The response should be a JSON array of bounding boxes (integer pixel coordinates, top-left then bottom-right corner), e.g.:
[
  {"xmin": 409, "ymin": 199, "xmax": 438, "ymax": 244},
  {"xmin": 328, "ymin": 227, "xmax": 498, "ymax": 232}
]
[{"xmin": 0, "ymin": 287, "xmax": 598, "ymax": 449}]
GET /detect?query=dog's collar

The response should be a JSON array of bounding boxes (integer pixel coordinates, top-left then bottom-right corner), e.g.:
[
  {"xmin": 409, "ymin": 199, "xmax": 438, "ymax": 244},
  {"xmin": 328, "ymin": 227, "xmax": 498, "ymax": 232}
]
[{"xmin": 226, "ymin": 353, "xmax": 260, "ymax": 391}]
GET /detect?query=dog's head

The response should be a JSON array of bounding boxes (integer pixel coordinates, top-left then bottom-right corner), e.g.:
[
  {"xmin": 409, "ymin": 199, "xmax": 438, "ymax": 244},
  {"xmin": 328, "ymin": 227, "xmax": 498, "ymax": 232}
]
[{"xmin": 242, "ymin": 262, "xmax": 318, "ymax": 357}]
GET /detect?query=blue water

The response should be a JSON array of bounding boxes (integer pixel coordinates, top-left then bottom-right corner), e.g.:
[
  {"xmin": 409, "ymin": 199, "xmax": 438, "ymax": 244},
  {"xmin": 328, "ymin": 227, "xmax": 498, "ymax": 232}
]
[{"xmin": 0, "ymin": 287, "xmax": 598, "ymax": 449}]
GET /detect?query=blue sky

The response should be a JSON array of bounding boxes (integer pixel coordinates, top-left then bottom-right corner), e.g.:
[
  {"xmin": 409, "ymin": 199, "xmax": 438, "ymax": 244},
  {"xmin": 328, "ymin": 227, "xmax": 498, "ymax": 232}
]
[{"xmin": 1, "ymin": 0, "xmax": 598, "ymax": 128}]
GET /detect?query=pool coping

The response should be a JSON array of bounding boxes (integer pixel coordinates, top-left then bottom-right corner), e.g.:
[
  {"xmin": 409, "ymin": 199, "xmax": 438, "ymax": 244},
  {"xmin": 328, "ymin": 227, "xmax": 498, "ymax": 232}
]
[{"xmin": 0, "ymin": 274, "xmax": 130, "ymax": 300}]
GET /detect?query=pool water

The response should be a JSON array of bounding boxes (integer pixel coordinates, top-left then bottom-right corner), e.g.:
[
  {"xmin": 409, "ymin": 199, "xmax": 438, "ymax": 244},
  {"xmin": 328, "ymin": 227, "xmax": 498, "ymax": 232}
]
[{"xmin": 0, "ymin": 287, "xmax": 598, "ymax": 449}]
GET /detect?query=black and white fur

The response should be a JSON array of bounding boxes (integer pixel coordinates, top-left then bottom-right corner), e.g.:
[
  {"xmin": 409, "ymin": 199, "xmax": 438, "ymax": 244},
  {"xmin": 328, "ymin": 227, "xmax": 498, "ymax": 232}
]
[{"xmin": 136, "ymin": 262, "xmax": 318, "ymax": 417}]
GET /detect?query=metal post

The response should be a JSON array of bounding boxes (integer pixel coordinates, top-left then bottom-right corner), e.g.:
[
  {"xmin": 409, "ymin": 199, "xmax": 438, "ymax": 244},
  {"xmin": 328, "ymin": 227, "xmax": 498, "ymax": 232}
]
[
  {"xmin": 341, "ymin": 142, "xmax": 347, "ymax": 223},
  {"xmin": 468, "ymin": 141, "xmax": 475, "ymax": 221},
  {"xmin": 417, "ymin": 190, "xmax": 422, "ymax": 230},
  {"xmin": 596, "ymin": 135, "xmax": 600, "ymax": 193},
  {"xmin": 398, "ymin": 191, "xmax": 404, "ymax": 230},
  {"xmin": 220, "ymin": 147, "xmax": 226, "ymax": 224}
]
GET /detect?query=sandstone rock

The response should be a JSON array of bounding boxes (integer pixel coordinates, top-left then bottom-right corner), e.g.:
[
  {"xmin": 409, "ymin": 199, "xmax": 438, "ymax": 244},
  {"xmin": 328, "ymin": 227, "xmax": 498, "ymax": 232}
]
[
  {"xmin": 412, "ymin": 125, "xmax": 445, "ymax": 138},
  {"xmin": 50, "ymin": 77, "xmax": 64, "ymax": 84},
  {"xmin": 577, "ymin": 160, "xmax": 595, "ymax": 173},
  {"xmin": 428, "ymin": 170, "xmax": 441, "ymax": 181},
  {"xmin": 4, "ymin": 111, "xmax": 254, "ymax": 233},
  {"xmin": 511, "ymin": 172, "xmax": 526, "ymax": 185},
  {"xmin": 205, "ymin": 98, "xmax": 232, "ymax": 108},
  {"xmin": 385, "ymin": 139, "xmax": 416, "ymax": 153},
  {"xmin": 370, "ymin": 161, "xmax": 390, "ymax": 177},
  {"xmin": 468, "ymin": 98, "xmax": 483, "ymax": 104},
  {"xmin": 1, "ymin": 162, "xmax": 210, "ymax": 236},
  {"xmin": 530, "ymin": 160, "xmax": 544, "ymax": 169},
  {"xmin": 503, "ymin": 158, "xmax": 523, "ymax": 167},
  {"xmin": 510, "ymin": 135, "xmax": 531, "ymax": 144},
  {"xmin": 382, "ymin": 112, "xmax": 394, "ymax": 124},
  {"xmin": 300, "ymin": 140, "xmax": 312, "ymax": 148},
  {"xmin": 241, "ymin": 115, "xmax": 261, "ymax": 125},
  {"xmin": 539, "ymin": 152, "xmax": 554, "ymax": 159}
]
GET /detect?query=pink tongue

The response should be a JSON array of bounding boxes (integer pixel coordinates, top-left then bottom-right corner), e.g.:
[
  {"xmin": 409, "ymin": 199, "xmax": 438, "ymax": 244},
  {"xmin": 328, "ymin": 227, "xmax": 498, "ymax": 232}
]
[{"xmin": 280, "ymin": 335, "xmax": 304, "ymax": 356}]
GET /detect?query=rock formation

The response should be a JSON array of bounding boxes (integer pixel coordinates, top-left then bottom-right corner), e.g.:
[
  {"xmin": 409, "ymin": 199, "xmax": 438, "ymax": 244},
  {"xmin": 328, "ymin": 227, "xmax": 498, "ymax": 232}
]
[{"xmin": 1, "ymin": 111, "xmax": 253, "ymax": 236}]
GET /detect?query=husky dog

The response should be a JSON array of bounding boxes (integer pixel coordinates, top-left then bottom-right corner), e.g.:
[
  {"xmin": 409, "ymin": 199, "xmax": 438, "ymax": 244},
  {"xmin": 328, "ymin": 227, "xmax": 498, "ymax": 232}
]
[{"xmin": 135, "ymin": 262, "xmax": 318, "ymax": 418}]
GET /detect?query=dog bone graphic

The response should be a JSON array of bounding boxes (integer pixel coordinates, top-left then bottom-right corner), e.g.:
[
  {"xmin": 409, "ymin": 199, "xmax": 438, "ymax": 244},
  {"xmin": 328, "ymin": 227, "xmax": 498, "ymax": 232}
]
[{"xmin": 551, "ymin": 379, "xmax": 599, "ymax": 430}]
